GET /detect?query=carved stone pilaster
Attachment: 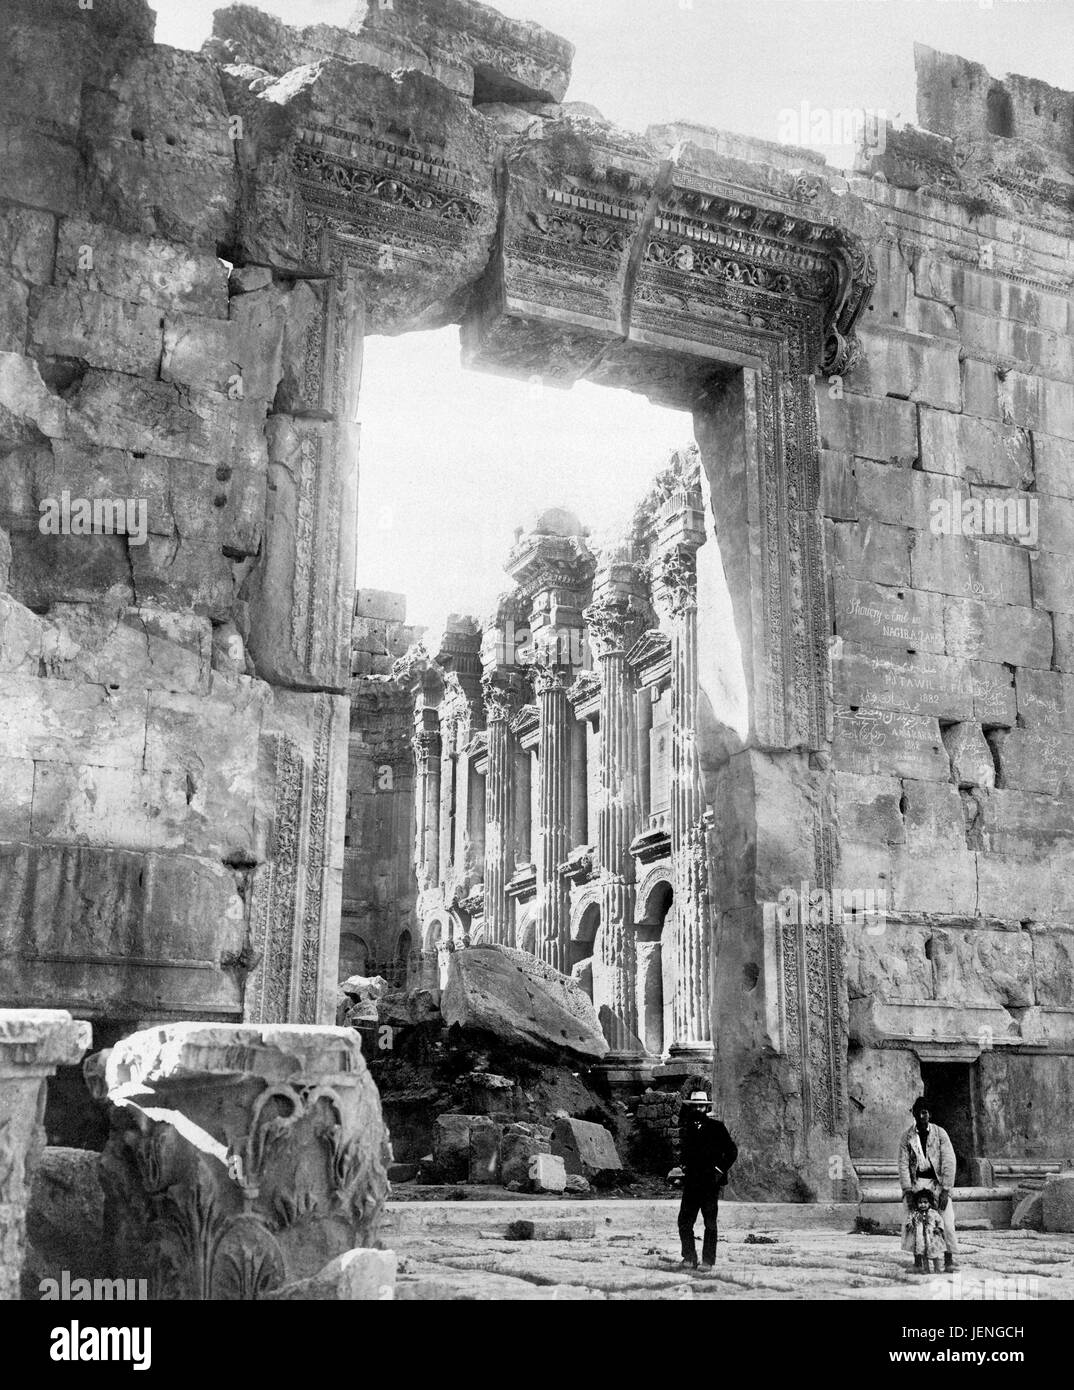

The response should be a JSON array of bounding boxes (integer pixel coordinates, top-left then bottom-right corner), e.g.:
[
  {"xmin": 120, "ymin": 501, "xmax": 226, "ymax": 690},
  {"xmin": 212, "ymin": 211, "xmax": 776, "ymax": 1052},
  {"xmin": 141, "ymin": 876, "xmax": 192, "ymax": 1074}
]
[
  {"xmin": 0, "ymin": 1010, "xmax": 91, "ymax": 1300},
  {"xmin": 94, "ymin": 1024, "xmax": 391, "ymax": 1301},
  {"xmin": 246, "ymin": 692, "xmax": 350, "ymax": 1026}
]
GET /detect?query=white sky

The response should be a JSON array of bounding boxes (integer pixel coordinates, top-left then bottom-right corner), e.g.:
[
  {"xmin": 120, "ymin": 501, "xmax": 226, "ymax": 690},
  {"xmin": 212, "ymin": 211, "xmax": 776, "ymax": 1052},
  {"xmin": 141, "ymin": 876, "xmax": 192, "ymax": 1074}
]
[{"xmin": 153, "ymin": 0, "xmax": 1074, "ymax": 637}]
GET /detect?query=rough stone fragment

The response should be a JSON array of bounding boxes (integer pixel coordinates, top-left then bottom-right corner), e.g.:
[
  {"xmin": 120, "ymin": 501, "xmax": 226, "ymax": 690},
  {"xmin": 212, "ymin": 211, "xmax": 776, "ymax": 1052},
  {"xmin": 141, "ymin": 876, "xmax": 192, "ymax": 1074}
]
[
  {"xmin": 96, "ymin": 1024, "xmax": 390, "ymax": 1299},
  {"xmin": 262, "ymin": 1247, "xmax": 397, "ymax": 1301},
  {"xmin": 1042, "ymin": 1173, "xmax": 1074, "ymax": 1233},
  {"xmin": 528, "ymin": 1152, "xmax": 566, "ymax": 1193},
  {"xmin": 0, "ymin": 1011, "xmax": 92, "ymax": 1300},
  {"xmin": 499, "ymin": 1122, "xmax": 551, "ymax": 1186},
  {"xmin": 24, "ymin": 1147, "xmax": 106, "ymax": 1293},
  {"xmin": 441, "ymin": 943, "xmax": 608, "ymax": 1062},
  {"xmin": 505, "ymin": 1218, "xmax": 596, "ymax": 1241},
  {"xmin": 551, "ymin": 1116, "xmax": 622, "ymax": 1180},
  {"xmin": 1011, "ymin": 1191, "xmax": 1044, "ymax": 1231},
  {"xmin": 941, "ymin": 722, "xmax": 996, "ymax": 789},
  {"xmin": 432, "ymin": 1114, "xmax": 472, "ymax": 1183}
]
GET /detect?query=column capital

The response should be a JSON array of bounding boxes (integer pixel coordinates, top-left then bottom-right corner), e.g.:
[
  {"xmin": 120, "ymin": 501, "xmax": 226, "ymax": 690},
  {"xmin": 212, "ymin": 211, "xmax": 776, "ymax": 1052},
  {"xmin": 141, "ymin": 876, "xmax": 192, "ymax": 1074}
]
[
  {"xmin": 651, "ymin": 545, "xmax": 698, "ymax": 617},
  {"xmin": 533, "ymin": 661, "xmax": 572, "ymax": 696},
  {"xmin": 481, "ymin": 669, "xmax": 525, "ymax": 722},
  {"xmin": 583, "ymin": 592, "xmax": 647, "ymax": 659}
]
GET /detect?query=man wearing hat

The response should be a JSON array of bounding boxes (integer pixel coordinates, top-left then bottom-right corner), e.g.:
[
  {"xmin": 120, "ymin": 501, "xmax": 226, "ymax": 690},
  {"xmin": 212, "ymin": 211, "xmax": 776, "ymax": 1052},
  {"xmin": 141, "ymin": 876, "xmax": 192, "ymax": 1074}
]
[
  {"xmin": 897, "ymin": 1096, "xmax": 958, "ymax": 1272},
  {"xmin": 677, "ymin": 1088, "xmax": 737, "ymax": 1269}
]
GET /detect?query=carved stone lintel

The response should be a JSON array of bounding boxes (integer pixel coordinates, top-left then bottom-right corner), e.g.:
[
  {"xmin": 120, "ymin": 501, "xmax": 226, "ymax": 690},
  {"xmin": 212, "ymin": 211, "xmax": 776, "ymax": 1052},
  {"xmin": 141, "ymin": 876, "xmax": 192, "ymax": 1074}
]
[
  {"xmin": 95, "ymin": 1024, "xmax": 391, "ymax": 1302},
  {"xmin": 0, "ymin": 1010, "xmax": 91, "ymax": 1300}
]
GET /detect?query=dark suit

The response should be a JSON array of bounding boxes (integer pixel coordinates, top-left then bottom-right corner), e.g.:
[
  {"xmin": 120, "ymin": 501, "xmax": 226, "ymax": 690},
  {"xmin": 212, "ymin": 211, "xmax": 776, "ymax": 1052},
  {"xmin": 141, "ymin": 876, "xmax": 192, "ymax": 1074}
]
[{"xmin": 678, "ymin": 1110, "xmax": 737, "ymax": 1265}]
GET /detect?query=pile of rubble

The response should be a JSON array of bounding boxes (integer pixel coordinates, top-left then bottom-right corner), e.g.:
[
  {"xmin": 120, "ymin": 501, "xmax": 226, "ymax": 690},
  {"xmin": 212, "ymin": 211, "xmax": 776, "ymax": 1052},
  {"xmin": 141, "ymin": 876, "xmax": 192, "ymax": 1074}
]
[{"xmin": 336, "ymin": 944, "xmax": 633, "ymax": 1195}]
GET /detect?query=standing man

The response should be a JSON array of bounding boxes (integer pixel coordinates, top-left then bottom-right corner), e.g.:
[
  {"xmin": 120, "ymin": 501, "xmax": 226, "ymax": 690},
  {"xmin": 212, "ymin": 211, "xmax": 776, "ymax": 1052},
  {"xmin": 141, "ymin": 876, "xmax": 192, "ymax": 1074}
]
[
  {"xmin": 677, "ymin": 1088, "xmax": 737, "ymax": 1269},
  {"xmin": 897, "ymin": 1095, "xmax": 958, "ymax": 1272}
]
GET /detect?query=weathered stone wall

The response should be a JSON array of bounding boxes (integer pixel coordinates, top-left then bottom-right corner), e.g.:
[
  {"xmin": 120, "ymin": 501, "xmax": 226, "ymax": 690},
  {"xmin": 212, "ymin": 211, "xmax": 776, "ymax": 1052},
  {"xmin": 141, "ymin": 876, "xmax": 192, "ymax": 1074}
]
[
  {"xmin": 826, "ymin": 47, "xmax": 1074, "ymax": 1171},
  {"xmin": 0, "ymin": 0, "xmax": 350, "ymax": 1032}
]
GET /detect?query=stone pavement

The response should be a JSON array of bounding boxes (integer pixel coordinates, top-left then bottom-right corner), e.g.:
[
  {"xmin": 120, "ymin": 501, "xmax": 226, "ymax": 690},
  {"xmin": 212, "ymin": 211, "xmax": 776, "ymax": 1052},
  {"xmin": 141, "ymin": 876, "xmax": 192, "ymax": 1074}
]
[{"xmin": 384, "ymin": 1199, "xmax": 1074, "ymax": 1301}]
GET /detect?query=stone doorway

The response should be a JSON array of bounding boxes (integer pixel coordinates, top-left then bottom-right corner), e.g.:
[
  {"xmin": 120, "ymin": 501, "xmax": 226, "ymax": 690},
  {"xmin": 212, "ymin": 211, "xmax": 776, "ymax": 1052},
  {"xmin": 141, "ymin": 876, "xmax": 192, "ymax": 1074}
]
[{"xmin": 921, "ymin": 1061, "xmax": 981, "ymax": 1187}]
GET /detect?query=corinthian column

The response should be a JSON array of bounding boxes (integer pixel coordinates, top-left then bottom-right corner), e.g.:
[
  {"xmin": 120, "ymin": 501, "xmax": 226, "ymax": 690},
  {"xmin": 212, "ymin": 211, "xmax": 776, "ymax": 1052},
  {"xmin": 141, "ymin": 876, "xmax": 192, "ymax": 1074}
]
[
  {"xmin": 656, "ymin": 543, "xmax": 711, "ymax": 1055},
  {"xmin": 481, "ymin": 670, "xmax": 521, "ymax": 945},
  {"xmin": 413, "ymin": 719, "xmax": 441, "ymax": 893},
  {"xmin": 534, "ymin": 662, "xmax": 573, "ymax": 973},
  {"xmin": 585, "ymin": 589, "xmax": 645, "ymax": 1052}
]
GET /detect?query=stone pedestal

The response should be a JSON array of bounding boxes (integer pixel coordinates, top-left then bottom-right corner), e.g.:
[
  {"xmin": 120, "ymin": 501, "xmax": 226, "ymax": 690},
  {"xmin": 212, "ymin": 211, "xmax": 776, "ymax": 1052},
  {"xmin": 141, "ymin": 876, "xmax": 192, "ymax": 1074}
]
[
  {"xmin": 94, "ymin": 1023, "xmax": 390, "ymax": 1300},
  {"xmin": 0, "ymin": 1009, "xmax": 91, "ymax": 1300}
]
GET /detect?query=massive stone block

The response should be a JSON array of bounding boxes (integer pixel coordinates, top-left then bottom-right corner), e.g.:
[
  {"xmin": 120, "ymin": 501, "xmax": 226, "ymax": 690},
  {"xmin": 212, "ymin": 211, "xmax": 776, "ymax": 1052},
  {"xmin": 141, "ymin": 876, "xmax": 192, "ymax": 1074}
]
[
  {"xmin": 95, "ymin": 1023, "xmax": 390, "ymax": 1299},
  {"xmin": 441, "ymin": 943, "xmax": 608, "ymax": 1061}
]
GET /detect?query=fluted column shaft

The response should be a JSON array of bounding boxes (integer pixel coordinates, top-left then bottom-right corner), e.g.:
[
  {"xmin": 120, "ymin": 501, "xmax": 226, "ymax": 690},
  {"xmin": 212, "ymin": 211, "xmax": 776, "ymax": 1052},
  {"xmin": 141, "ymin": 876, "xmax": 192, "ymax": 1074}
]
[
  {"xmin": 413, "ymin": 729, "xmax": 441, "ymax": 892},
  {"xmin": 535, "ymin": 667, "xmax": 572, "ymax": 973},
  {"xmin": 483, "ymin": 712, "xmax": 514, "ymax": 945},
  {"xmin": 596, "ymin": 645, "xmax": 640, "ymax": 1049}
]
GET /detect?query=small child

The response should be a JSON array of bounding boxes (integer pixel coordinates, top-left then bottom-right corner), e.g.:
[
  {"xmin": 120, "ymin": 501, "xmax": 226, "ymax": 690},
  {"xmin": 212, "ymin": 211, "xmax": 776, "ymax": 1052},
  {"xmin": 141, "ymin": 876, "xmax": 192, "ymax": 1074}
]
[{"xmin": 908, "ymin": 1188, "xmax": 946, "ymax": 1273}]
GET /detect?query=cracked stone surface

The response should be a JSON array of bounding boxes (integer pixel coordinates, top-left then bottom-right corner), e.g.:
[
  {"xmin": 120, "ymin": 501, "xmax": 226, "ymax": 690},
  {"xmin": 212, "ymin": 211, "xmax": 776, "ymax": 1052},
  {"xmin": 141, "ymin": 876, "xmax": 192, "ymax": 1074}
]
[{"xmin": 386, "ymin": 1201, "xmax": 1074, "ymax": 1301}]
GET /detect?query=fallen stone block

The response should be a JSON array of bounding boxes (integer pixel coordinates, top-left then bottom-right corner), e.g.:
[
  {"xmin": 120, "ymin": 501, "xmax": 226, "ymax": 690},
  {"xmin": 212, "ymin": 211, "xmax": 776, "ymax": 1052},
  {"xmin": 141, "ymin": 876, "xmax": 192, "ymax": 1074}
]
[
  {"xmin": 1042, "ymin": 1172, "xmax": 1074, "ymax": 1232},
  {"xmin": 388, "ymin": 1163, "xmax": 419, "ymax": 1184},
  {"xmin": 505, "ymin": 1218, "xmax": 596, "ymax": 1241},
  {"xmin": 441, "ymin": 943, "xmax": 608, "ymax": 1062},
  {"xmin": 432, "ymin": 1114, "xmax": 473, "ymax": 1184},
  {"xmin": 552, "ymin": 1116, "xmax": 622, "ymax": 1180},
  {"xmin": 262, "ymin": 1248, "xmax": 397, "ymax": 1301},
  {"xmin": 528, "ymin": 1152, "xmax": 566, "ymax": 1193},
  {"xmin": 500, "ymin": 1122, "xmax": 551, "ymax": 1186},
  {"xmin": 565, "ymin": 1173, "xmax": 591, "ymax": 1194}
]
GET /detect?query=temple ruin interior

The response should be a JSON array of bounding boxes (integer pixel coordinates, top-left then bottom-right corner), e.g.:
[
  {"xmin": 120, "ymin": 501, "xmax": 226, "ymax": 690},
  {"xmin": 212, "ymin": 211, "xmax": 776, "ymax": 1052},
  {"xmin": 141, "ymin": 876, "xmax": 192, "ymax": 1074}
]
[{"xmin": 0, "ymin": 0, "xmax": 1072, "ymax": 1309}]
